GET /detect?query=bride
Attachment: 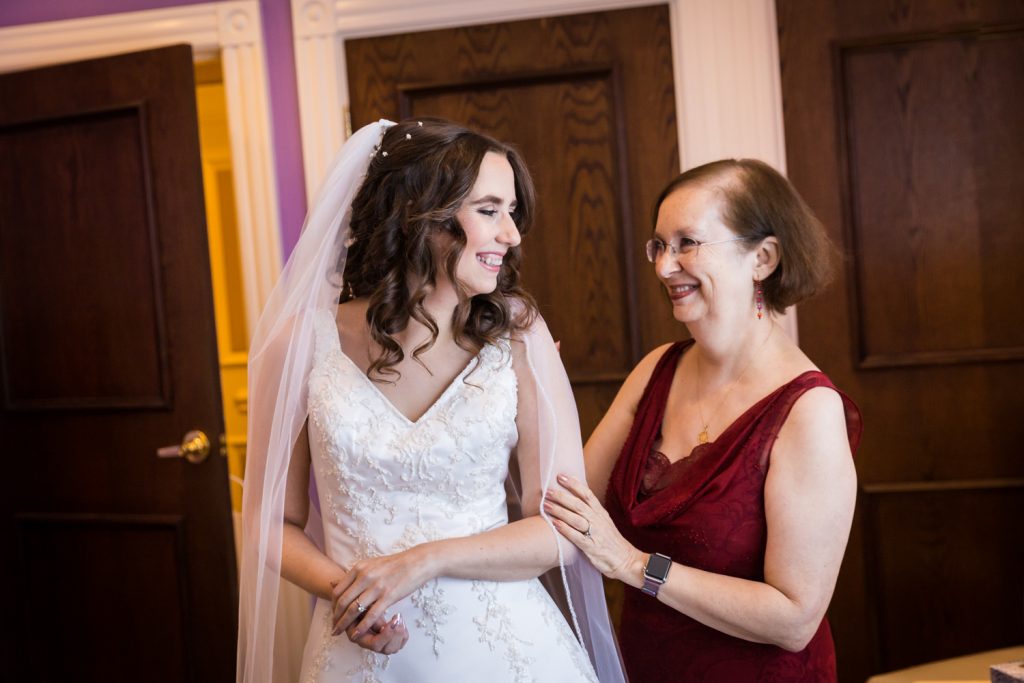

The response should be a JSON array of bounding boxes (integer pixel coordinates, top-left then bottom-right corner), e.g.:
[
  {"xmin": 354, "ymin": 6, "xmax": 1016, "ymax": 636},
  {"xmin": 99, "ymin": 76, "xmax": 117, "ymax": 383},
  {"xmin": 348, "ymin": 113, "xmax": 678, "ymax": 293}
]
[{"xmin": 236, "ymin": 118, "xmax": 624, "ymax": 682}]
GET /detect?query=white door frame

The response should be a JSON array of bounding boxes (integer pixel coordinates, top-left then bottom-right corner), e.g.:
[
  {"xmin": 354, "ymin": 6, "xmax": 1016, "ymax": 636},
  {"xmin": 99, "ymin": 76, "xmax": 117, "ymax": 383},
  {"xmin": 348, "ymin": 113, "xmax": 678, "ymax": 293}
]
[
  {"xmin": 0, "ymin": 1, "xmax": 282, "ymax": 333},
  {"xmin": 290, "ymin": 0, "xmax": 787, "ymax": 200}
]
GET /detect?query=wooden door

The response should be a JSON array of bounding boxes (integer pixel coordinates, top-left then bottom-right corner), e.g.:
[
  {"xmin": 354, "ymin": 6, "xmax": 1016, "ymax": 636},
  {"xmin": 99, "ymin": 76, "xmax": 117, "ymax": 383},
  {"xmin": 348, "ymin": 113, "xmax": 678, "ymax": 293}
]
[
  {"xmin": 0, "ymin": 46, "xmax": 237, "ymax": 681},
  {"xmin": 777, "ymin": 2, "xmax": 1024, "ymax": 680},
  {"xmin": 346, "ymin": 5, "xmax": 680, "ymax": 439}
]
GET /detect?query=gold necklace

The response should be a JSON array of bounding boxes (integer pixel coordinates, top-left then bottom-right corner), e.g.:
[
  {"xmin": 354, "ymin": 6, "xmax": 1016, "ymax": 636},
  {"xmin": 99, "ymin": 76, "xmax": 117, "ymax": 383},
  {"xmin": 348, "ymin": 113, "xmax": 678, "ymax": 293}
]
[{"xmin": 695, "ymin": 324, "xmax": 775, "ymax": 444}]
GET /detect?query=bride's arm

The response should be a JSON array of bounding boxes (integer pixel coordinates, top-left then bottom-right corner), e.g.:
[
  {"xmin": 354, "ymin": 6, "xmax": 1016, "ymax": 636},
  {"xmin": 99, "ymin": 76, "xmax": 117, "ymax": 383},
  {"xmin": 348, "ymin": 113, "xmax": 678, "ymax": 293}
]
[
  {"xmin": 332, "ymin": 325, "xmax": 579, "ymax": 636},
  {"xmin": 280, "ymin": 421, "xmax": 345, "ymax": 600},
  {"xmin": 281, "ymin": 421, "xmax": 409, "ymax": 650}
]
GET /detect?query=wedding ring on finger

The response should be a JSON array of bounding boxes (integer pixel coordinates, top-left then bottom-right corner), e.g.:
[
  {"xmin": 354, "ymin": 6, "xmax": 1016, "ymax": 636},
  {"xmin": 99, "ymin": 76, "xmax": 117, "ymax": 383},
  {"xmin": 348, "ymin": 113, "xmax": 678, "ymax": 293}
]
[
  {"xmin": 356, "ymin": 601, "xmax": 368, "ymax": 614},
  {"xmin": 583, "ymin": 520, "xmax": 593, "ymax": 538}
]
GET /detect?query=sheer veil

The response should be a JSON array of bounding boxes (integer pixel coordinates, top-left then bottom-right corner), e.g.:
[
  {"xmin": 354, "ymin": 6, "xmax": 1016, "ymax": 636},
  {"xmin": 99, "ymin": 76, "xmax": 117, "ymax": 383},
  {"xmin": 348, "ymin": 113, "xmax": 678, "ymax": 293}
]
[{"xmin": 236, "ymin": 119, "xmax": 625, "ymax": 683}]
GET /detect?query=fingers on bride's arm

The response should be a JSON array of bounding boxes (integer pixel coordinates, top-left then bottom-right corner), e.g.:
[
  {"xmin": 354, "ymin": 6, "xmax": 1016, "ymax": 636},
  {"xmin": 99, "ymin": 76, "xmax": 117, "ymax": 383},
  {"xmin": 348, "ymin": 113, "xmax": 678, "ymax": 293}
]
[
  {"xmin": 555, "ymin": 473, "xmax": 599, "ymax": 505},
  {"xmin": 543, "ymin": 488, "xmax": 592, "ymax": 552},
  {"xmin": 543, "ymin": 487, "xmax": 586, "ymax": 527}
]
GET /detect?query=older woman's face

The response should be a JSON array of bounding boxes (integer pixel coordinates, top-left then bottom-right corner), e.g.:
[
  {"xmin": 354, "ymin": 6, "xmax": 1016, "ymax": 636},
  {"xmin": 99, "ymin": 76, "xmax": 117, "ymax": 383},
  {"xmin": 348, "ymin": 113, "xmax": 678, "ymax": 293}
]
[{"xmin": 652, "ymin": 184, "xmax": 756, "ymax": 325}]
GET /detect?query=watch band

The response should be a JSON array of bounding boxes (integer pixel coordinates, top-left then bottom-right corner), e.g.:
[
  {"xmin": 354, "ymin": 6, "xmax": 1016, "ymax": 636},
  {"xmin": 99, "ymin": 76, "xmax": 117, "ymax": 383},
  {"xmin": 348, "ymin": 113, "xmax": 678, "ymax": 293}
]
[{"xmin": 641, "ymin": 552, "xmax": 672, "ymax": 597}]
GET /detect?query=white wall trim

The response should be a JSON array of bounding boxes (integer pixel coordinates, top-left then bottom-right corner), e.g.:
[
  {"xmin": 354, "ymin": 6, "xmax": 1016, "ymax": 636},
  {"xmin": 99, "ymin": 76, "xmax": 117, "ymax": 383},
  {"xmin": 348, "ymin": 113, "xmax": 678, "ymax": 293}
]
[
  {"xmin": 0, "ymin": 1, "xmax": 282, "ymax": 334},
  {"xmin": 670, "ymin": 0, "xmax": 788, "ymax": 172}
]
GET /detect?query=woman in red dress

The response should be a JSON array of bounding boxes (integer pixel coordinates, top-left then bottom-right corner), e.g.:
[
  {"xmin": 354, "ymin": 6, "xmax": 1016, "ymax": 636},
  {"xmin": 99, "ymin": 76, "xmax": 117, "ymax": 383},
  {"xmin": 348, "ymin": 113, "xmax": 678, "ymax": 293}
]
[{"xmin": 545, "ymin": 160, "xmax": 862, "ymax": 681}]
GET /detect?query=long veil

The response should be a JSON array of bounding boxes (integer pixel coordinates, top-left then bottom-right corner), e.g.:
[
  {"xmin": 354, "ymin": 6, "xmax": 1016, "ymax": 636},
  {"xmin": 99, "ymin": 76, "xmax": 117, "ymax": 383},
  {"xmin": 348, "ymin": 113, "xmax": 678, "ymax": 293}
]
[{"xmin": 236, "ymin": 119, "xmax": 625, "ymax": 683}]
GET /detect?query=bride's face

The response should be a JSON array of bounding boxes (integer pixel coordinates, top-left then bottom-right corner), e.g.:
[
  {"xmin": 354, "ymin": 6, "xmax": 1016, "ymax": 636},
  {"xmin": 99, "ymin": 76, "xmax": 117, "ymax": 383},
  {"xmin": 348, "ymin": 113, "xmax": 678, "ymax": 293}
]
[{"xmin": 441, "ymin": 151, "xmax": 522, "ymax": 297}]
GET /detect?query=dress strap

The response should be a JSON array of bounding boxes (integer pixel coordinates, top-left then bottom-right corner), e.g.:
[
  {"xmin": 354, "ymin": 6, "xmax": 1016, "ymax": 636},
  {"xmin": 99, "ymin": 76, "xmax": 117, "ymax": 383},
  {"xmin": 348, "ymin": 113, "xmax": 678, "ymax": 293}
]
[
  {"xmin": 610, "ymin": 340, "xmax": 693, "ymax": 511},
  {"xmin": 636, "ymin": 340, "xmax": 692, "ymax": 417},
  {"xmin": 311, "ymin": 308, "xmax": 341, "ymax": 367},
  {"xmin": 758, "ymin": 372, "xmax": 864, "ymax": 465}
]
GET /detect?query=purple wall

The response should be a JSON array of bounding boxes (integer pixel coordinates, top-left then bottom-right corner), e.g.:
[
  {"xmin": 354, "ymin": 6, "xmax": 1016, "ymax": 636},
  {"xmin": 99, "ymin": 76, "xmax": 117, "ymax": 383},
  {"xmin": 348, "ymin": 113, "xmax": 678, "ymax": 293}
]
[{"xmin": 0, "ymin": 0, "xmax": 307, "ymax": 257}]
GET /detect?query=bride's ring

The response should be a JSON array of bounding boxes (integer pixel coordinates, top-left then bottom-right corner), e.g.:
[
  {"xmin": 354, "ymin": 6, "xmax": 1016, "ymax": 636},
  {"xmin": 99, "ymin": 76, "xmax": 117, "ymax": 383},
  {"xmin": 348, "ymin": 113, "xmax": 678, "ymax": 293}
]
[
  {"xmin": 356, "ymin": 601, "xmax": 368, "ymax": 614},
  {"xmin": 583, "ymin": 521, "xmax": 592, "ymax": 538}
]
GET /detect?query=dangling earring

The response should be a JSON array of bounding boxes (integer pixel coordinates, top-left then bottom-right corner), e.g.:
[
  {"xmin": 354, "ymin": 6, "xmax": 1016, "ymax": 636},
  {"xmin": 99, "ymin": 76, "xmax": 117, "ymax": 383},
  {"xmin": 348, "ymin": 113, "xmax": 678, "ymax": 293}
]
[{"xmin": 755, "ymin": 279, "xmax": 764, "ymax": 320}]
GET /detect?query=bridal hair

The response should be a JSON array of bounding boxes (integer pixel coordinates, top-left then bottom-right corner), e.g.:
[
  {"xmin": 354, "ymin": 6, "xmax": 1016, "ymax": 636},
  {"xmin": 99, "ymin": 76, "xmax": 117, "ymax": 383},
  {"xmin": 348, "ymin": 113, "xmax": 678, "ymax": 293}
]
[
  {"xmin": 340, "ymin": 117, "xmax": 537, "ymax": 381},
  {"xmin": 652, "ymin": 159, "xmax": 837, "ymax": 314}
]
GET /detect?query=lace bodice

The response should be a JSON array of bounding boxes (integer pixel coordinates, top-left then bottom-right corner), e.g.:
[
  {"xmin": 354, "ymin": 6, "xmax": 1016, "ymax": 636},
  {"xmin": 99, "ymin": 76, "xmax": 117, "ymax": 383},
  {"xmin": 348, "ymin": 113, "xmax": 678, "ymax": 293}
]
[
  {"xmin": 297, "ymin": 310, "xmax": 596, "ymax": 683},
  {"xmin": 307, "ymin": 309, "xmax": 519, "ymax": 562}
]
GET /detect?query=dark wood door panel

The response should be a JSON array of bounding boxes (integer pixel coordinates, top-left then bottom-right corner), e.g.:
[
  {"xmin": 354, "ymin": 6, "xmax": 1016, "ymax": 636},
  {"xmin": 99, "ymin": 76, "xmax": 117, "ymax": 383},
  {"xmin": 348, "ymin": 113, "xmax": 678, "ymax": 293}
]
[
  {"xmin": 0, "ymin": 106, "xmax": 169, "ymax": 410},
  {"xmin": 862, "ymin": 484, "xmax": 1024, "ymax": 671},
  {"xmin": 346, "ymin": 6, "xmax": 679, "ymax": 438},
  {"xmin": 0, "ymin": 45, "xmax": 236, "ymax": 681},
  {"xmin": 837, "ymin": 28, "xmax": 1024, "ymax": 367},
  {"xmin": 17, "ymin": 514, "xmax": 190, "ymax": 682},
  {"xmin": 777, "ymin": 2, "xmax": 1024, "ymax": 680}
]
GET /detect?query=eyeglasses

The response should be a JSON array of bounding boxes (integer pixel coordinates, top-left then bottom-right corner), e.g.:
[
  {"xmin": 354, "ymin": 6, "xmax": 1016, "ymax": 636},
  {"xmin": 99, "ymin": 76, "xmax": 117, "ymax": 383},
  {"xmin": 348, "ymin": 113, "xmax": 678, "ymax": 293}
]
[{"xmin": 644, "ymin": 236, "xmax": 748, "ymax": 263}]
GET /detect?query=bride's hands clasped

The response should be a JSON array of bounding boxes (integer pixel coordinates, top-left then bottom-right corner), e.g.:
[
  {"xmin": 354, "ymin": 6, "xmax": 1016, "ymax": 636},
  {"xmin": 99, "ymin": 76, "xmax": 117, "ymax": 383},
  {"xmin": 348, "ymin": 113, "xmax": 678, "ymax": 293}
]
[
  {"xmin": 331, "ymin": 608, "xmax": 408, "ymax": 655},
  {"xmin": 331, "ymin": 546, "xmax": 433, "ymax": 650},
  {"xmin": 544, "ymin": 474, "xmax": 646, "ymax": 587}
]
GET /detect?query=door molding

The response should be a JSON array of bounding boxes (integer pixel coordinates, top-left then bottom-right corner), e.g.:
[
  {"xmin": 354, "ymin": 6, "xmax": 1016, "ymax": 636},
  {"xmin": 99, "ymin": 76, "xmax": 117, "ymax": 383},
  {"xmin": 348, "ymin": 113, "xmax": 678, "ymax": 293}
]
[
  {"xmin": 291, "ymin": 0, "xmax": 788, "ymax": 198},
  {"xmin": 0, "ymin": 1, "xmax": 282, "ymax": 334}
]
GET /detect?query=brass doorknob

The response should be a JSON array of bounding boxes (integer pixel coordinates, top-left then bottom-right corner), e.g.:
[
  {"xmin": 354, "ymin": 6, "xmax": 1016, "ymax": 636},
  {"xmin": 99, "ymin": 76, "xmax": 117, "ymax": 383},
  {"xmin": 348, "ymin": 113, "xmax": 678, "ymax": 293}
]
[{"xmin": 157, "ymin": 430, "xmax": 211, "ymax": 464}]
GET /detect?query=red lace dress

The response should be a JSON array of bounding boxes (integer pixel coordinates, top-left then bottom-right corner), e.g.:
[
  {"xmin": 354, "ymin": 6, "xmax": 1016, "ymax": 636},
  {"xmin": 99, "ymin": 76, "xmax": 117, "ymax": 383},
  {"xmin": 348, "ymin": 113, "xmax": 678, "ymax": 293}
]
[{"xmin": 606, "ymin": 341, "xmax": 862, "ymax": 682}]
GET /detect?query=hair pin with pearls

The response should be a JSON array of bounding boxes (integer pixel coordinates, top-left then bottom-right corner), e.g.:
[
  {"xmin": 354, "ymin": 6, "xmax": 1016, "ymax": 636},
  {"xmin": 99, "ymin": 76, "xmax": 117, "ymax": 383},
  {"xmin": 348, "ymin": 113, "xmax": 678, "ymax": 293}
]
[{"xmin": 375, "ymin": 121, "xmax": 424, "ymax": 157}]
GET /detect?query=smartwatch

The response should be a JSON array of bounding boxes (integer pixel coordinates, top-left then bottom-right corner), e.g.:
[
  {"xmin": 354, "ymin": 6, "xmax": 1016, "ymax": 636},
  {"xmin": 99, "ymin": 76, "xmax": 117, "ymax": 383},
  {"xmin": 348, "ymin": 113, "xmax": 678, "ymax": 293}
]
[{"xmin": 641, "ymin": 552, "xmax": 672, "ymax": 597}]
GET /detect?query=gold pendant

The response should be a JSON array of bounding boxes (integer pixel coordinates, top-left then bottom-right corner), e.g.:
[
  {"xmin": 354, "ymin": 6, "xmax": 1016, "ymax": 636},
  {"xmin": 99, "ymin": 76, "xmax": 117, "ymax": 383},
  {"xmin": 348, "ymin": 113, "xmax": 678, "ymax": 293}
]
[{"xmin": 698, "ymin": 429, "xmax": 709, "ymax": 444}]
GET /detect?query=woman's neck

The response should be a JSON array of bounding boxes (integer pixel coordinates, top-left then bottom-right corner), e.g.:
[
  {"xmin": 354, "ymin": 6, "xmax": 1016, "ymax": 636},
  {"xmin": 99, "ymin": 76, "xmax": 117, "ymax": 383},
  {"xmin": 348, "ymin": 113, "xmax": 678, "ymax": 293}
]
[{"xmin": 689, "ymin": 314, "xmax": 778, "ymax": 381}]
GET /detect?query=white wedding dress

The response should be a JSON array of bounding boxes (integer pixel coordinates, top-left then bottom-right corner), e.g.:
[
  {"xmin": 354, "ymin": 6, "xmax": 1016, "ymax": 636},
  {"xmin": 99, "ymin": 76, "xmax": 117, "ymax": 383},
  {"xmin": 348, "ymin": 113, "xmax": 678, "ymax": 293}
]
[{"xmin": 297, "ymin": 310, "xmax": 599, "ymax": 683}]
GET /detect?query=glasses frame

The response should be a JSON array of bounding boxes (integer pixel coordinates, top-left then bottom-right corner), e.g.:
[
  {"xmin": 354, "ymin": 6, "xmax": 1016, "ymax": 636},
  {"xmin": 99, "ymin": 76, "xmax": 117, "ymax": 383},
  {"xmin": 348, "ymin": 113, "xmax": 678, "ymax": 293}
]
[{"xmin": 644, "ymin": 235, "xmax": 749, "ymax": 263}]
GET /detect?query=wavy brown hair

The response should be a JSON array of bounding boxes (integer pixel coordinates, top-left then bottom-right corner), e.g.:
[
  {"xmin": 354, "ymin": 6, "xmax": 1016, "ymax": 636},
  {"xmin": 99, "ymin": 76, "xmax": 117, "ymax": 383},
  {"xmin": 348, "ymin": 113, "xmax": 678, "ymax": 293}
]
[{"xmin": 340, "ymin": 117, "xmax": 538, "ymax": 381}]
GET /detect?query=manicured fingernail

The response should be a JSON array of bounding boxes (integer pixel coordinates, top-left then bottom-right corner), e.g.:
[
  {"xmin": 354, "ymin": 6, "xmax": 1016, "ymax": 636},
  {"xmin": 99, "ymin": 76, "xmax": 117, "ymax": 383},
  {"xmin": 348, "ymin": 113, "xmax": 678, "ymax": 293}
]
[
  {"xmin": 394, "ymin": 613, "xmax": 403, "ymax": 626},
  {"xmin": 557, "ymin": 474, "xmax": 568, "ymax": 483},
  {"xmin": 332, "ymin": 627, "xmax": 340, "ymax": 636}
]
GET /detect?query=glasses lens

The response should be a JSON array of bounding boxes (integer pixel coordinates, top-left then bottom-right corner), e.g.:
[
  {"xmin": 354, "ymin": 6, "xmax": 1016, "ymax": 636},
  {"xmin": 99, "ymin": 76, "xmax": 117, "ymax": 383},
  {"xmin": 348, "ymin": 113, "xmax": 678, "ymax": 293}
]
[{"xmin": 645, "ymin": 239, "xmax": 660, "ymax": 263}]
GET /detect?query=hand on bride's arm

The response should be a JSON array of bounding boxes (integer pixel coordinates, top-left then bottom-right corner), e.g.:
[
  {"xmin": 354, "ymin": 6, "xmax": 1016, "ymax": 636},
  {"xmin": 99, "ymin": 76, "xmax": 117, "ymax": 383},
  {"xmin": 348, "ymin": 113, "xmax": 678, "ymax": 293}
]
[
  {"xmin": 544, "ymin": 474, "xmax": 646, "ymax": 588},
  {"xmin": 331, "ymin": 546, "xmax": 435, "ymax": 643}
]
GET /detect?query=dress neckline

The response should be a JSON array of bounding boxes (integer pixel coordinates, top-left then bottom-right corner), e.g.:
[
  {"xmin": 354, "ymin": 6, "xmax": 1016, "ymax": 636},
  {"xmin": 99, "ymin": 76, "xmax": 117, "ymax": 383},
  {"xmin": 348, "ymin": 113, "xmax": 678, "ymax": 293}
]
[
  {"xmin": 330, "ymin": 346, "xmax": 482, "ymax": 426},
  {"xmin": 656, "ymin": 340, "xmax": 822, "ymax": 466},
  {"xmin": 633, "ymin": 340, "xmax": 823, "ymax": 504}
]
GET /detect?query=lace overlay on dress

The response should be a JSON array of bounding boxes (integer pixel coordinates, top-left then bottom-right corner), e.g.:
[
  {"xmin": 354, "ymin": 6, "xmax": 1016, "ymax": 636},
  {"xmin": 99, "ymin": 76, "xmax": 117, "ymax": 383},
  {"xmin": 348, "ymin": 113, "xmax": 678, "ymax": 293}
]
[{"xmin": 298, "ymin": 309, "xmax": 597, "ymax": 683}]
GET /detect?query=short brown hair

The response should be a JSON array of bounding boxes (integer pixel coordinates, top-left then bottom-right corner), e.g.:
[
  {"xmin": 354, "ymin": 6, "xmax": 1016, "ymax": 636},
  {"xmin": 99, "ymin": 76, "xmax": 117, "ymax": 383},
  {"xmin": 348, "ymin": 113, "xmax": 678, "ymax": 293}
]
[
  {"xmin": 341, "ymin": 117, "xmax": 537, "ymax": 381},
  {"xmin": 653, "ymin": 159, "xmax": 835, "ymax": 313}
]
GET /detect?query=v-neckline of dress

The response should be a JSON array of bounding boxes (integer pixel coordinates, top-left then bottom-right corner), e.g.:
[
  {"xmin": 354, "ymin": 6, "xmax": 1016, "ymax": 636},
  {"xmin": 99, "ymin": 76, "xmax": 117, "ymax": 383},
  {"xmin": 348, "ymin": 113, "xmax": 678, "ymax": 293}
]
[
  {"xmin": 330, "ymin": 345, "xmax": 481, "ymax": 426},
  {"xmin": 658, "ymin": 341, "xmax": 820, "ymax": 465},
  {"xmin": 632, "ymin": 339, "xmax": 821, "ymax": 506}
]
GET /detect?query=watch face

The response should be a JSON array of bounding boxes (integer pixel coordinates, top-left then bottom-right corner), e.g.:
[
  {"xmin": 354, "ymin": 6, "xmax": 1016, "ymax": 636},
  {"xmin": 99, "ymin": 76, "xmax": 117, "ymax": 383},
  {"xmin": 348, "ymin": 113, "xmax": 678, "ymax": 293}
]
[{"xmin": 645, "ymin": 553, "xmax": 672, "ymax": 580}]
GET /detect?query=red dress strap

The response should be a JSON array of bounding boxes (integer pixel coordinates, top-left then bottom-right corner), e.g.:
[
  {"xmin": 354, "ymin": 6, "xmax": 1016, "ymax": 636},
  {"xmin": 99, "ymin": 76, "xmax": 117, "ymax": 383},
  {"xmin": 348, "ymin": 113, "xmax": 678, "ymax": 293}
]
[{"xmin": 612, "ymin": 340, "xmax": 692, "ymax": 509}]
